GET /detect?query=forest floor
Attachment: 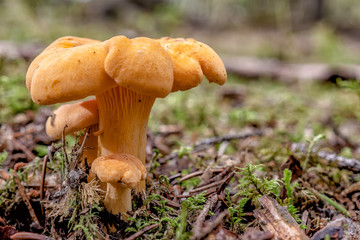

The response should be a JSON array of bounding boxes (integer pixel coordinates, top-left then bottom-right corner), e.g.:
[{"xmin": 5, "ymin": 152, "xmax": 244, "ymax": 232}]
[{"xmin": 0, "ymin": 60, "xmax": 360, "ymax": 239}]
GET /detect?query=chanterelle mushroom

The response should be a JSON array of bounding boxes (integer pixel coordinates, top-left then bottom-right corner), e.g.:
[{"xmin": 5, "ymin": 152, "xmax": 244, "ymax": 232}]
[
  {"xmin": 26, "ymin": 35, "xmax": 227, "ymax": 215},
  {"xmin": 91, "ymin": 153, "xmax": 146, "ymax": 215}
]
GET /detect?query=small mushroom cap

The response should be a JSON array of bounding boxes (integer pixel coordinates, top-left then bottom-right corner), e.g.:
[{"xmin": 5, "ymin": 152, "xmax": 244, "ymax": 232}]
[
  {"xmin": 157, "ymin": 37, "xmax": 227, "ymax": 92},
  {"xmin": 91, "ymin": 153, "xmax": 147, "ymax": 189},
  {"xmin": 104, "ymin": 36, "xmax": 174, "ymax": 98},
  {"xmin": 45, "ymin": 98, "xmax": 99, "ymax": 140}
]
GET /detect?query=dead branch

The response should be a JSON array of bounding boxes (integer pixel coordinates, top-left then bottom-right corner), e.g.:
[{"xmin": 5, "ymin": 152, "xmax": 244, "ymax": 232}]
[
  {"xmin": 10, "ymin": 231, "xmax": 48, "ymax": 240},
  {"xmin": 223, "ymin": 56, "xmax": 360, "ymax": 83},
  {"xmin": 254, "ymin": 195, "xmax": 309, "ymax": 240},
  {"xmin": 193, "ymin": 130, "xmax": 263, "ymax": 149},
  {"xmin": 317, "ymin": 150, "xmax": 360, "ymax": 172},
  {"xmin": 160, "ymin": 130, "xmax": 262, "ymax": 163},
  {"xmin": 291, "ymin": 143, "xmax": 360, "ymax": 172}
]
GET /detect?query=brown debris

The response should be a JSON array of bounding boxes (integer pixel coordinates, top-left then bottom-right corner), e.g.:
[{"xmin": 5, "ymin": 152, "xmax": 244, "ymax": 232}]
[
  {"xmin": 241, "ymin": 228, "xmax": 274, "ymax": 240},
  {"xmin": 254, "ymin": 195, "xmax": 309, "ymax": 240},
  {"xmin": 160, "ymin": 130, "xmax": 262, "ymax": 163},
  {"xmin": 0, "ymin": 226, "xmax": 17, "ymax": 240},
  {"xmin": 10, "ymin": 232, "xmax": 48, "ymax": 240},
  {"xmin": 341, "ymin": 181, "xmax": 360, "ymax": 196},
  {"xmin": 191, "ymin": 210, "xmax": 229, "ymax": 240},
  {"xmin": 206, "ymin": 225, "xmax": 239, "ymax": 240},
  {"xmin": 291, "ymin": 143, "xmax": 360, "ymax": 172},
  {"xmin": 192, "ymin": 194, "xmax": 219, "ymax": 239},
  {"xmin": 13, "ymin": 163, "xmax": 41, "ymax": 228},
  {"xmin": 310, "ymin": 218, "xmax": 360, "ymax": 240},
  {"xmin": 223, "ymin": 56, "xmax": 360, "ymax": 83},
  {"xmin": 123, "ymin": 223, "xmax": 159, "ymax": 240}
]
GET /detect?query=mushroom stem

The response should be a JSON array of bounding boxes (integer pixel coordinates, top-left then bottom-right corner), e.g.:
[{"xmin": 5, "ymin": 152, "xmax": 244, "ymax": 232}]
[
  {"xmin": 96, "ymin": 86, "xmax": 155, "ymax": 191},
  {"xmin": 105, "ymin": 183, "xmax": 132, "ymax": 216}
]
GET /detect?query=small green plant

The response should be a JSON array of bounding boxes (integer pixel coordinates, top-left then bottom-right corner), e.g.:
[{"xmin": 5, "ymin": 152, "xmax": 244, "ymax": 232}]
[
  {"xmin": 181, "ymin": 177, "xmax": 201, "ymax": 191},
  {"xmin": 0, "ymin": 75, "xmax": 37, "ymax": 121},
  {"xmin": 234, "ymin": 164, "xmax": 281, "ymax": 204},
  {"xmin": 145, "ymin": 194, "xmax": 175, "ymax": 218},
  {"xmin": 226, "ymin": 189, "xmax": 248, "ymax": 232},
  {"xmin": 176, "ymin": 144, "xmax": 193, "ymax": 159},
  {"xmin": 0, "ymin": 151, "xmax": 8, "ymax": 165},
  {"xmin": 304, "ymin": 134, "xmax": 326, "ymax": 170},
  {"xmin": 176, "ymin": 193, "xmax": 206, "ymax": 240},
  {"xmin": 282, "ymin": 169, "xmax": 302, "ymax": 224},
  {"xmin": 73, "ymin": 204, "xmax": 103, "ymax": 240},
  {"xmin": 126, "ymin": 192, "xmax": 207, "ymax": 240},
  {"xmin": 149, "ymin": 148, "xmax": 161, "ymax": 173}
]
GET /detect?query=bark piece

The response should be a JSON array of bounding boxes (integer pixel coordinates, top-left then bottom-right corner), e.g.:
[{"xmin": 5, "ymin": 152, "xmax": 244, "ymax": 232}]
[{"xmin": 254, "ymin": 195, "xmax": 309, "ymax": 240}]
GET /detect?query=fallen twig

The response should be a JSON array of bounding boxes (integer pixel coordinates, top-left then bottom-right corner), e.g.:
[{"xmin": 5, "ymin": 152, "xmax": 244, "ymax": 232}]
[
  {"xmin": 190, "ymin": 179, "xmax": 225, "ymax": 194},
  {"xmin": 191, "ymin": 210, "xmax": 229, "ymax": 240},
  {"xmin": 191, "ymin": 194, "xmax": 218, "ymax": 239},
  {"xmin": 193, "ymin": 130, "xmax": 262, "ymax": 149},
  {"xmin": 291, "ymin": 143, "xmax": 360, "ymax": 172},
  {"xmin": 13, "ymin": 140, "xmax": 36, "ymax": 161},
  {"xmin": 178, "ymin": 170, "xmax": 204, "ymax": 183},
  {"xmin": 10, "ymin": 231, "xmax": 48, "ymax": 240},
  {"xmin": 197, "ymin": 168, "xmax": 230, "ymax": 188},
  {"xmin": 341, "ymin": 181, "xmax": 360, "ymax": 196},
  {"xmin": 40, "ymin": 155, "xmax": 49, "ymax": 220},
  {"xmin": 216, "ymin": 171, "xmax": 235, "ymax": 195},
  {"xmin": 317, "ymin": 150, "xmax": 360, "ymax": 172},
  {"xmin": 160, "ymin": 130, "xmax": 262, "ymax": 163},
  {"xmin": 123, "ymin": 223, "xmax": 159, "ymax": 240},
  {"xmin": 13, "ymin": 164, "xmax": 41, "ymax": 228}
]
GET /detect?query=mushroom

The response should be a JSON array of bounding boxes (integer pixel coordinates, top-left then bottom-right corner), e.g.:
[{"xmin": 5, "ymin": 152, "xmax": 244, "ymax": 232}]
[
  {"xmin": 45, "ymin": 98, "xmax": 99, "ymax": 167},
  {"xmin": 26, "ymin": 35, "xmax": 226, "ymax": 215},
  {"xmin": 91, "ymin": 153, "xmax": 146, "ymax": 215}
]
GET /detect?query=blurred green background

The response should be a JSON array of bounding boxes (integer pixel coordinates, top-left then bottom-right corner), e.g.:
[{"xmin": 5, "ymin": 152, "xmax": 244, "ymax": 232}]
[{"xmin": 1, "ymin": 0, "xmax": 360, "ymax": 62}]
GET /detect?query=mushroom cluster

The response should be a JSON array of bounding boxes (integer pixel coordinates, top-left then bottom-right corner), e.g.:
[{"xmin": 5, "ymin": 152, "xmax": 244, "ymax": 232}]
[{"xmin": 26, "ymin": 35, "xmax": 226, "ymax": 216}]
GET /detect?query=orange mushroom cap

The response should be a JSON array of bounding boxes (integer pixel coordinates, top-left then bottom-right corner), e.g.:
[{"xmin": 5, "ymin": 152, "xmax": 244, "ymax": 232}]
[
  {"xmin": 157, "ymin": 37, "xmax": 227, "ymax": 92},
  {"xmin": 45, "ymin": 98, "xmax": 98, "ymax": 140},
  {"xmin": 26, "ymin": 36, "xmax": 174, "ymax": 105}
]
